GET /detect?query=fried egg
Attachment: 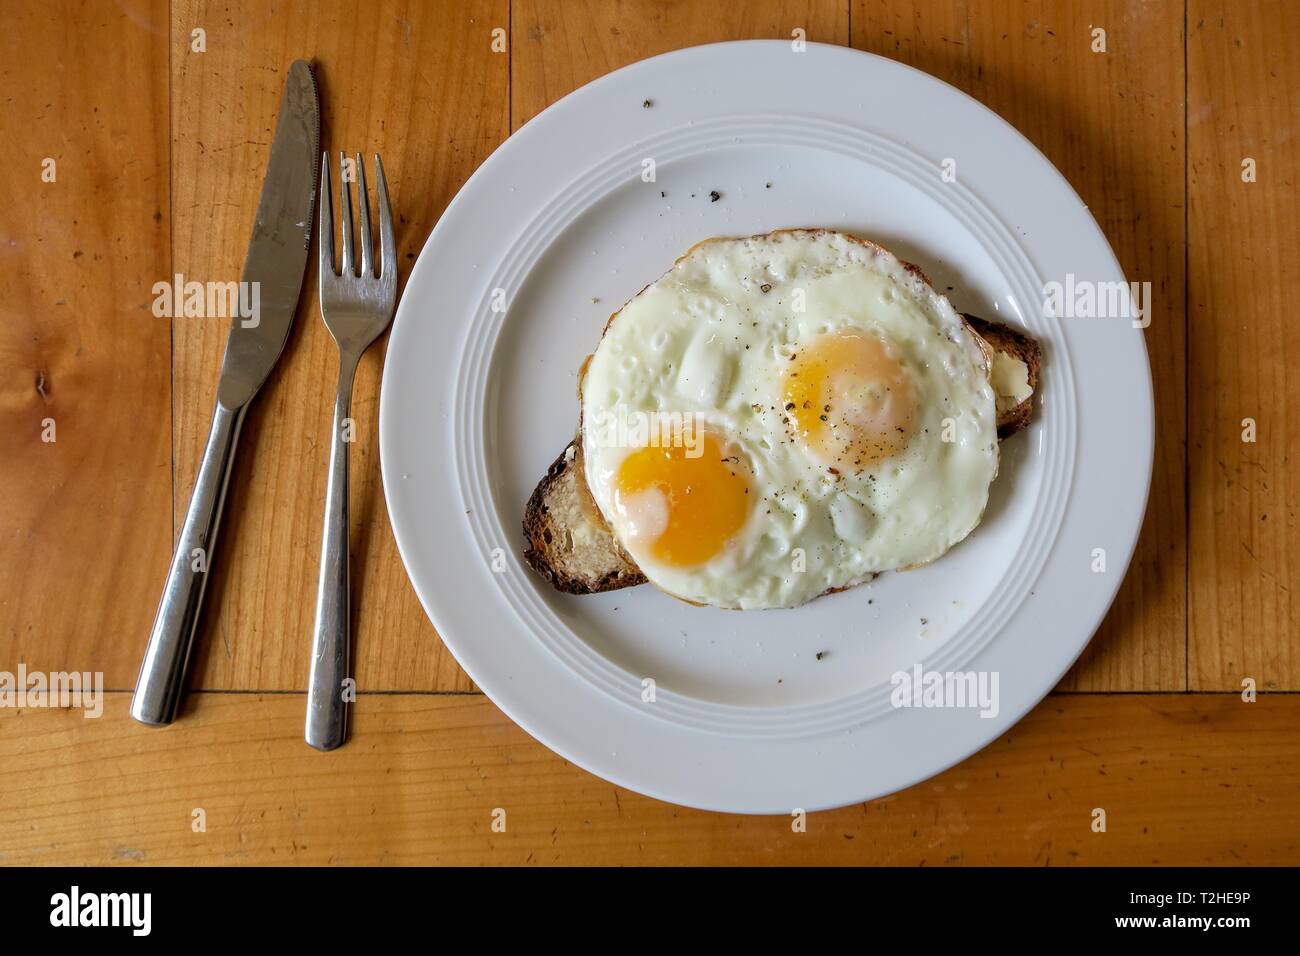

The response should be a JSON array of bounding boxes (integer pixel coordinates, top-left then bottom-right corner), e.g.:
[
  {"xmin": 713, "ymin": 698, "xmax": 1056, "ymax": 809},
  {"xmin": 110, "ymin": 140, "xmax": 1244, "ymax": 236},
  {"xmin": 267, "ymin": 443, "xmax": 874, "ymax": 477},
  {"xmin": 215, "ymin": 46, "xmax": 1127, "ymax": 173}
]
[{"xmin": 580, "ymin": 229, "xmax": 999, "ymax": 609}]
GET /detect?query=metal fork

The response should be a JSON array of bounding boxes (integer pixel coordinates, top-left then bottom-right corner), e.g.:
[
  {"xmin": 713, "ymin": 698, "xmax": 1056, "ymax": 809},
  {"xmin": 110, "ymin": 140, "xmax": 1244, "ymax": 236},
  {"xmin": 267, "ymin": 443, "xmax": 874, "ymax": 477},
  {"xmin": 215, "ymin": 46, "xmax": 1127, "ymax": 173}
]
[{"xmin": 307, "ymin": 151, "xmax": 397, "ymax": 751}]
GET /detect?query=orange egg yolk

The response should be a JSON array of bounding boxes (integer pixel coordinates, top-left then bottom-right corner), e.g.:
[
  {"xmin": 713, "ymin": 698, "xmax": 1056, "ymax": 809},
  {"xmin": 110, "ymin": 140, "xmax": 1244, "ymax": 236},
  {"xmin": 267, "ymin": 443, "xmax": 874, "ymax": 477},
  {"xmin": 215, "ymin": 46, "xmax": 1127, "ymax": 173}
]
[
  {"xmin": 612, "ymin": 430, "xmax": 751, "ymax": 567},
  {"xmin": 783, "ymin": 330, "xmax": 915, "ymax": 472}
]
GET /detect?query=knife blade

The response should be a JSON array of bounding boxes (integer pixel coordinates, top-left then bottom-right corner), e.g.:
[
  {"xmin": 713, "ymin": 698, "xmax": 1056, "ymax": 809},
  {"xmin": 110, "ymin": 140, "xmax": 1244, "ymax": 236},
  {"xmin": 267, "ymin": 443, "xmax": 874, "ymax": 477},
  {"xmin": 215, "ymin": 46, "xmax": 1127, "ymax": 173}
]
[
  {"xmin": 220, "ymin": 60, "xmax": 320, "ymax": 408},
  {"xmin": 131, "ymin": 60, "xmax": 321, "ymax": 726}
]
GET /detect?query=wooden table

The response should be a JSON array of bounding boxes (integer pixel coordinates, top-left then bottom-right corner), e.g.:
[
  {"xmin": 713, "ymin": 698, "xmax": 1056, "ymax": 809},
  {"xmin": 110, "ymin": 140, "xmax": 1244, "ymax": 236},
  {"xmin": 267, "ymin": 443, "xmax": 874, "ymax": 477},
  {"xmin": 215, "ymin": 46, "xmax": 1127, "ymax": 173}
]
[{"xmin": 2, "ymin": 0, "xmax": 1296, "ymax": 866}]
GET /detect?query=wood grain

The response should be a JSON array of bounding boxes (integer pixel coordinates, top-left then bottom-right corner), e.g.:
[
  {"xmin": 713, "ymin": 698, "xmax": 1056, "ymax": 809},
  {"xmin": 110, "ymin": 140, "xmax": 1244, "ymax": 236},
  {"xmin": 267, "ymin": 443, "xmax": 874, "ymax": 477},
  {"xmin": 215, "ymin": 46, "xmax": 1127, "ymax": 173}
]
[
  {"xmin": 0, "ymin": 0, "xmax": 171, "ymax": 686},
  {"xmin": 2, "ymin": 692, "xmax": 1297, "ymax": 865},
  {"xmin": 512, "ymin": 0, "xmax": 850, "ymax": 130},
  {"xmin": 1188, "ymin": 1, "xmax": 1299, "ymax": 690},
  {"xmin": 852, "ymin": 1, "xmax": 1188, "ymax": 691},
  {"xmin": 169, "ymin": 0, "xmax": 509, "ymax": 695}
]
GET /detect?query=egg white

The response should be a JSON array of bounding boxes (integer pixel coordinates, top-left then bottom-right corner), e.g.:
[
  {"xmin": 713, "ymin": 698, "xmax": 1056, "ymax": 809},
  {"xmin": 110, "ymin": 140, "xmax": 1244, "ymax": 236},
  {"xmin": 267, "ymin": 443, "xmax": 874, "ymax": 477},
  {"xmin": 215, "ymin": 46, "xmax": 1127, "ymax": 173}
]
[{"xmin": 581, "ymin": 230, "xmax": 999, "ymax": 609}]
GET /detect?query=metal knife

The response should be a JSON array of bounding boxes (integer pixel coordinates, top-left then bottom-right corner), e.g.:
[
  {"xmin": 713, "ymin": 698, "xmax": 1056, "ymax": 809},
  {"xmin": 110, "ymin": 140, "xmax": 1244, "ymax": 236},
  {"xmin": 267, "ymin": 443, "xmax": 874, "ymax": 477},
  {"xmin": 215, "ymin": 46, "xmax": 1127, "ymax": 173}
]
[{"xmin": 131, "ymin": 60, "xmax": 320, "ymax": 726}]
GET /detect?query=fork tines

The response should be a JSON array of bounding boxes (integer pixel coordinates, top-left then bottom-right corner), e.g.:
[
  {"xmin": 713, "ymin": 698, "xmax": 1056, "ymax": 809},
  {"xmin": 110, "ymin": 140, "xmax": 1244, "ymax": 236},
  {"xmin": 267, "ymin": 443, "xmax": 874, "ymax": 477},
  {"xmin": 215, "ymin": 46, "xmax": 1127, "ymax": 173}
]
[{"xmin": 319, "ymin": 151, "xmax": 396, "ymax": 285}]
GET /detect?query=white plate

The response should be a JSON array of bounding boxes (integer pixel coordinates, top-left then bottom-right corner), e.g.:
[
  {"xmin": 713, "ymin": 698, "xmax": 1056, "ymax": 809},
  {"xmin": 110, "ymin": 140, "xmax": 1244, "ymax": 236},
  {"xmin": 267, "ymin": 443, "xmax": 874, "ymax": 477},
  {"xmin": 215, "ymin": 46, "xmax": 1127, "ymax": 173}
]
[{"xmin": 380, "ymin": 41, "xmax": 1152, "ymax": 813}]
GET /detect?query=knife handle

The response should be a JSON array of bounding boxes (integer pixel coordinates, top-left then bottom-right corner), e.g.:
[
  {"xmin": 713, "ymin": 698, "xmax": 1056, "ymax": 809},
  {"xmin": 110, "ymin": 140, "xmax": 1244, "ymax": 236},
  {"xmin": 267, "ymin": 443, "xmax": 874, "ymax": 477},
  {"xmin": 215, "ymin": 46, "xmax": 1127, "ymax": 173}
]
[
  {"xmin": 131, "ymin": 402, "xmax": 246, "ymax": 726},
  {"xmin": 306, "ymin": 358, "xmax": 357, "ymax": 751}
]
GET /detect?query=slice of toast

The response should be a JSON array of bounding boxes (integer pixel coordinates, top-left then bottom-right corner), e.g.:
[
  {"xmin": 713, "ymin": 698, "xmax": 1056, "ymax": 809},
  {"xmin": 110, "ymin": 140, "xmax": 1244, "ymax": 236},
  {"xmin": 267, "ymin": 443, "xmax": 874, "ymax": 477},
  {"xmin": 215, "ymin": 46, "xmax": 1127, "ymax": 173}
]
[
  {"xmin": 962, "ymin": 313, "xmax": 1041, "ymax": 440},
  {"xmin": 523, "ymin": 437, "xmax": 648, "ymax": 593},
  {"xmin": 523, "ymin": 314, "xmax": 1041, "ymax": 596}
]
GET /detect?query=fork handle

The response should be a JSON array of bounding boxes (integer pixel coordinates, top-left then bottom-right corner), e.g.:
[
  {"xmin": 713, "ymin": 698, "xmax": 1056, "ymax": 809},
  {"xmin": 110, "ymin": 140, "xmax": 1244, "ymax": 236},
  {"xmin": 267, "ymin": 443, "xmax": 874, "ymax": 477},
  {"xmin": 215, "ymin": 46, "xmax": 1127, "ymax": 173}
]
[
  {"xmin": 131, "ymin": 401, "xmax": 246, "ymax": 726},
  {"xmin": 307, "ymin": 356, "xmax": 359, "ymax": 751}
]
